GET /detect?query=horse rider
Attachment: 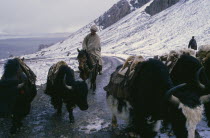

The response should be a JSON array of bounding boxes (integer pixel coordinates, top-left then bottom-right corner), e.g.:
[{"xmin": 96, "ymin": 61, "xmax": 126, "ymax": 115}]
[
  {"xmin": 188, "ymin": 36, "xmax": 197, "ymax": 50},
  {"xmin": 82, "ymin": 25, "xmax": 103, "ymax": 75}
]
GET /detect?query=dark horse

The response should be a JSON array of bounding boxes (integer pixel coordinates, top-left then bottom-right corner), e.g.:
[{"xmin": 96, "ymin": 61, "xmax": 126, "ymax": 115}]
[
  {"xmin": 77, "ymin": 49, "xmax": 99, "ymax": 92},
  {"xmin": 0, "ymin": 58, "xmax": 37, "ymax": 134}
]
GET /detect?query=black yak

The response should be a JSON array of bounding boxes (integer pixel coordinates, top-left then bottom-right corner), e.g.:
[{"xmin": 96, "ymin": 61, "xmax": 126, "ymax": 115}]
[
  {"xmin": 0, "ymin": 58, "xmax": 37, "ymax": 134},
  {"xmin": 104, "ymin": 58, "xmax": 210, "ymax": 138},
  {"xmin": 45, "ymin": 61, "xmax": 88, "ymax": 123}
]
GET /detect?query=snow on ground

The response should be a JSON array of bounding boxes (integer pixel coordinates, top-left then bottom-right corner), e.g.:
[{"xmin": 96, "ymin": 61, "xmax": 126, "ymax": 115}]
[{"xmin": 79, "ymin": 117, "xmax": 110, "ymax": 134}]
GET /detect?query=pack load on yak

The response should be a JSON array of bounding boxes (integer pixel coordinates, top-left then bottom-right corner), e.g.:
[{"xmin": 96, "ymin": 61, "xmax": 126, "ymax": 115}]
[
  {"xmin": 156, "ymin": 48, "xmax": 195, "ymax": 72},
  {"xmin": 47, "ymin": 61, "xmax": 68, "ymax": 86},
  {"xmin": 104, "ymin": 55, "xmax": 145, "ymax": 100},
  {"xmin": 1, "ymin": 58, "xmax": 36, "ymax": 84},
  {"xmin": 196, "ymin": 45, "xmax": 210, "ymax": 63}
]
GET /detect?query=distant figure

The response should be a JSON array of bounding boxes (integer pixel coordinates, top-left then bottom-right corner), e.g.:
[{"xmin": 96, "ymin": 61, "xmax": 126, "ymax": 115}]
[
  {"xmin": 188, "ymin": 36, "xmax": 197, "ymax": 50},
  {"xmin": 82, "ymin": 25, "xmax": 103, "ymax": 74}
]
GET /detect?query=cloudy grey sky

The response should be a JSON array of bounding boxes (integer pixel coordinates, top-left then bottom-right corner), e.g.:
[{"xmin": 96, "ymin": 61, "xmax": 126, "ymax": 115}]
[{"xmin": 0, "ymin": 0, "xmax": 119, "ymax": 34}]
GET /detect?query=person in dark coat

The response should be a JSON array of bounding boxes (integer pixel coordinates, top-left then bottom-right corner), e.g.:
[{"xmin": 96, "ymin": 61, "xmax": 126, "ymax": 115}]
[{"xmin": 188, "ymin": 36, "xmax": 197, "ymax": 50}]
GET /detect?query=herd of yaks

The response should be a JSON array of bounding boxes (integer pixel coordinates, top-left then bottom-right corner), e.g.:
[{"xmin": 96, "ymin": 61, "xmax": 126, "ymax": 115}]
[{"xmin": 0, "ymin": 45, "xmax": 210, "ymax": 138}]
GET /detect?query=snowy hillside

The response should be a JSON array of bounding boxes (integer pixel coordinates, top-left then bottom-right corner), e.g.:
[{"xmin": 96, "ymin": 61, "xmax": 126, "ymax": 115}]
[
  {"xmin": 26, "ymin": 0, "xmax": 210, "ymax": 59},
  {"xmin": 1, "ymin": 0, "xmax": 210, "ymax": 84}
]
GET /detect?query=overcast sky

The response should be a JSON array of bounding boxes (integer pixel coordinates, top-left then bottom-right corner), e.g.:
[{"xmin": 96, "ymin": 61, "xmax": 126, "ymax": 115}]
[{"xmin": 0, "ymin": 0, "xmax": 119, "ymax": 35}]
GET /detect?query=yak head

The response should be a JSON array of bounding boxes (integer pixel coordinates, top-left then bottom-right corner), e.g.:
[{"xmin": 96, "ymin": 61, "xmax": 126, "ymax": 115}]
[
  {"xmin": 165, "ymin": 67, "xmax": 210, "ymax": 138},
  {"xmin": 63, "ymin": 75, "xmax": 88, "ymax": 110}
]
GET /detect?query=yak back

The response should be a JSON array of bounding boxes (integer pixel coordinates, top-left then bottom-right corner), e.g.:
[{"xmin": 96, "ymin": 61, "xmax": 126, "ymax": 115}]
[
  {"xmin": 55, "ymin": 64, "xmax": 75, "ymax": 90},
  {"xmin": 128, "ymin": 59, "xmax": 173, "ymax": 117},
  {"xmin": 105, "ymin": 59, "xmax": 173, "ymax": 111},
  {"xmin": 47, "ymin": 61, "xmax": 68, "ymax": 85},
  {"xmin": 129, "ymin": 59, "xmax": 172, "ymax": 102},
  {"xmin": 45, "ymin": 62, "xmax": 75, "ymax": 96},
  {"xmin": 2, "ymin": 58, "xmax": 36, "ymax": 84}
]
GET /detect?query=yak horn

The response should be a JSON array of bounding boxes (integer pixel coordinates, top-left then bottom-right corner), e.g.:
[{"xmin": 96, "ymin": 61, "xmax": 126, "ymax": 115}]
[
  {"xmin": 17, "ymin": 83, "xmax": 24, "ymax": 89},
  {"xmin": 63, "ymin": 74, "xmax": 72, "ymax": 90},
  {"xmin": 165, "ymin": 83, "xmax": 186, "ymax": 107},
  {"xmin": 196, "ymin": 67, "xmax": 205, "ymax": 89},
  {"xmin": 165, "ymin": 83, "xmax": 186, "ymax": 99},
  {"xmin": 169, "ymin": 95, "xmax": 181, "ymax": 107},
  {"xmin": 200, "ymin": 94, "xmax": 210, "ymax": 104}
]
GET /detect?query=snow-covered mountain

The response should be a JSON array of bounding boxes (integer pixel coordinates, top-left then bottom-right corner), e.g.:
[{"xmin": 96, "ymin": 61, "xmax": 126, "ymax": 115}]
[{"xmin": 26, "ymin": 0, "xmax": 210, "ymax": 59}]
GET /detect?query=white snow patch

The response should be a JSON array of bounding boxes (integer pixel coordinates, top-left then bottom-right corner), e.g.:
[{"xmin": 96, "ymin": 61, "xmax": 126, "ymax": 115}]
[{"xmin": 79, "ymin": 117, "xmax": 109, "ymax": 134}]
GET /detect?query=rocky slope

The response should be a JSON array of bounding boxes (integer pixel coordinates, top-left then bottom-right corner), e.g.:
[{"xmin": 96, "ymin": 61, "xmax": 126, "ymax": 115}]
[{"xmin": 96, "ymin": 0, "xmax": 180, "ymax": 29}]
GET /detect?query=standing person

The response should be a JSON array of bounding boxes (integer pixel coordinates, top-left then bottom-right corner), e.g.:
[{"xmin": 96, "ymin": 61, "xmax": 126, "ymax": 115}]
[
  {"xmin": 188, "ymin": 36, "xmax": 197, "ymax": 50},
  {"xmin": 82, "ymin": 25, "xmax": 103, "ymax": 75}
]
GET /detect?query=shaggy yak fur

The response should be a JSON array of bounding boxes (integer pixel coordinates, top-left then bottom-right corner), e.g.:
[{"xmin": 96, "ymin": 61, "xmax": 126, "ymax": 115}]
[
  {"xmin": 0, "ymin": 58, "xmax": 37, "ymax": 134},
  {"xmin": 45, "ymin": 62, "xmax": 88, "ymax": 123}
]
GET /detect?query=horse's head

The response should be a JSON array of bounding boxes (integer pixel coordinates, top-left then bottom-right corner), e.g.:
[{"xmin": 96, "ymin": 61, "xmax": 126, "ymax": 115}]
[
  {"xmin": 77, "ymin": 49, "xmax": 88, "ymax": 69},
  {"xmin": 77, "ymin": 49, "xmax": 89, "ymax": 80}
]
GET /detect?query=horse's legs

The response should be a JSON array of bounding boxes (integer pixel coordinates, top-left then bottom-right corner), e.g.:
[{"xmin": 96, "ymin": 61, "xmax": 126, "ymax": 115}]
[
  {"xmin": 112, "ymin": 114, "xmax": 118, "ymax": 127},
  {"xmin": 93, "ymin": 70, "xmax": 97, "ymax": 91},
  {"xmin": 90, "ymin": 77, "xmax": 96, "ymax": 92},
  {"xmin": 91, "ymin": 66, "xmax": 98, "ymax": 92}
]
